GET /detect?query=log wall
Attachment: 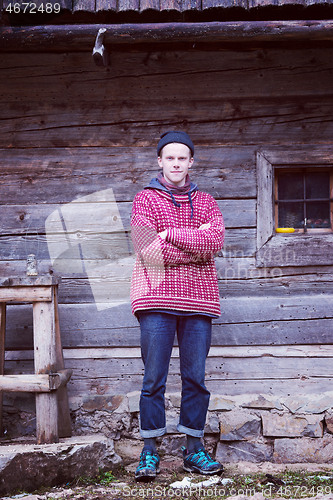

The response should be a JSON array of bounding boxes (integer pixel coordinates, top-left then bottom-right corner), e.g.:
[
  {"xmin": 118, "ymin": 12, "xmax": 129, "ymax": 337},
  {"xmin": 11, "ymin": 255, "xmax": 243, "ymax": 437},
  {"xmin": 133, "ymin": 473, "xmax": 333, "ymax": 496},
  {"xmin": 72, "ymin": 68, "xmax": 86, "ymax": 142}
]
[{"xmin": 1, "ymin": 44, "xmax": 333, "ymax": 430}]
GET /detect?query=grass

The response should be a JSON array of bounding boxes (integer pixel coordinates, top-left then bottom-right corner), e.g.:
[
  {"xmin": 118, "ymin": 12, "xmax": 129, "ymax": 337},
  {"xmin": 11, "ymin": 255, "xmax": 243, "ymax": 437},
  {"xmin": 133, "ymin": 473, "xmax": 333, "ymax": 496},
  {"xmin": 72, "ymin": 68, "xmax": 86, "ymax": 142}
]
[{"xmin": 6, "ymin": 467, "xmax": 333, "ymax": 499}]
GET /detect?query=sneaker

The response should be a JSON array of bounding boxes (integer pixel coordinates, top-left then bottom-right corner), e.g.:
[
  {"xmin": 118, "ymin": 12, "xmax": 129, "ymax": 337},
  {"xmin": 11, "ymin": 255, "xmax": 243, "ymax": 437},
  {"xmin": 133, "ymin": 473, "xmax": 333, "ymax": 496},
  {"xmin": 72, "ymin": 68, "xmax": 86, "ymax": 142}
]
[
  {"xmin": 182, "ymin": 444, "xmax": 224, "ymax": 475},
  {"xmin": 135, "ymin": 445, "xmax": 160, "ymax": 482}
]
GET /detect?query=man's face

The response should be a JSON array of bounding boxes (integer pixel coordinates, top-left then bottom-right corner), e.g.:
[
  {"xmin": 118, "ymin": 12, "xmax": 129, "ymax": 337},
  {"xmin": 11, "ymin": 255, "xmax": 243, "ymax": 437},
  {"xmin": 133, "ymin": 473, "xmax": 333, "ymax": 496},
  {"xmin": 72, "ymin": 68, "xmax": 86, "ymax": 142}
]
[{"xmin": 158, "ymin": 143, "xmax": 194, "ymax": 187}]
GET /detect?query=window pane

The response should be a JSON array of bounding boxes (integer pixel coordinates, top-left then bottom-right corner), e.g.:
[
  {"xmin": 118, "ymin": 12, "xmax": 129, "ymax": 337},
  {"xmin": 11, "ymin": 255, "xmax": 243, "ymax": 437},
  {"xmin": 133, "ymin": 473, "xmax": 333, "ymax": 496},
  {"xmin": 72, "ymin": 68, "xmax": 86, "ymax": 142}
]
[
  {"xmin": 306, "ymin": 172, "xmax": 330, "ymax": 199},
  {"xmin": 306, "ymin": 201, "xmax": 331, "ymax": 228},
  {"xmin": 278, "ymin": 173, "xmax": 303, "ymax": 200},
  {"xmin": 278, "ymin": 202, "xmax": 304, "ymax": 228}
]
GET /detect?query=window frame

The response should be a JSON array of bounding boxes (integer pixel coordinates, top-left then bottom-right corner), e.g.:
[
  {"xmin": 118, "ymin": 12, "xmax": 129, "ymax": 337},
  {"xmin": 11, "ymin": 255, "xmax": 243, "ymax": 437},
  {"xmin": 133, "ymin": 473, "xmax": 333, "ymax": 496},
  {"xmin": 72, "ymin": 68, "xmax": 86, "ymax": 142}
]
[
  {"xmin": 256, "ymin": 148, "xmax": 333, "ymax": 268},
  {"xmin": 274, "ymin": 167, "xmax": 333, "ymax": 233}
]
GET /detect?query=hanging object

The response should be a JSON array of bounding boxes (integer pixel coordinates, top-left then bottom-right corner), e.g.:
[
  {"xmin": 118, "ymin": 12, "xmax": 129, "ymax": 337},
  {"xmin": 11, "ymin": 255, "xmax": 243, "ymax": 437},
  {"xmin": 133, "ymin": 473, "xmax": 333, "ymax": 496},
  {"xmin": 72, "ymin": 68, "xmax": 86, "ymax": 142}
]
[{"xmin": 27, "ymin": 254, "xmax": 38, "ymax": 276}]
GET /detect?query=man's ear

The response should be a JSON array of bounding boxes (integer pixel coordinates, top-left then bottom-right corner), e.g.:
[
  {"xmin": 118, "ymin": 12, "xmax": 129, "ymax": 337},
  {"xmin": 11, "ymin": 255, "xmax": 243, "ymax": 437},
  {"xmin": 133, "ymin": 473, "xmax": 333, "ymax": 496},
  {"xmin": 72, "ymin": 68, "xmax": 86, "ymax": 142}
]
[
  {"xmin": 158, "ymin": 156, "xmax": 163, "ymax": 168},
  {"xmin": 188, "ymin": 157, "xmax": 194, "ymax": 169}
]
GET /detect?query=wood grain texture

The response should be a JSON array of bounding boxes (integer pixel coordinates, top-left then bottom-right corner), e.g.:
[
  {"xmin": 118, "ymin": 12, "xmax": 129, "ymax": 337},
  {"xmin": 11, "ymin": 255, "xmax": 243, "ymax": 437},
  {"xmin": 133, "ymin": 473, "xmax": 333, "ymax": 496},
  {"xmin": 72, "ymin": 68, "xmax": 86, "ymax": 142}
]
[
  {"xmin": 3, "ymin": 22, "xmax": 333, "ymax": 51},
  {"xmin": 33, "ymin": 299, "xmax": 59, "ymax": 443},
  {"xmin": 4, "ymin": 292, "xmax": 333, "ymax": 349},
  {"xmin": 1, "ymin": 43, "xmax": 333, "ymax": 414},
  {"xmin": 1, "ymin": 49, "xmax": 333, "ymax": 148},
  {"xmin": 2, "ymin": 0, "xmax": 333, "ymax": 13}
]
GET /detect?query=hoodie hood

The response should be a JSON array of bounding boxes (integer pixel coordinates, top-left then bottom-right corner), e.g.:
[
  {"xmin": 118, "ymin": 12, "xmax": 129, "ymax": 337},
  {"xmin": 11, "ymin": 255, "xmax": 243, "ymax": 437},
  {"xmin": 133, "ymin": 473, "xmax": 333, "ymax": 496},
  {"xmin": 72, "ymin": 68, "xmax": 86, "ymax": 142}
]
[
  {"xmin": 144, "ymin": 176, "xmax": 198, "ymax": 194},
  {"xmin": 144, "ymin": 176, "xmax": 198, "ymax": 219}
]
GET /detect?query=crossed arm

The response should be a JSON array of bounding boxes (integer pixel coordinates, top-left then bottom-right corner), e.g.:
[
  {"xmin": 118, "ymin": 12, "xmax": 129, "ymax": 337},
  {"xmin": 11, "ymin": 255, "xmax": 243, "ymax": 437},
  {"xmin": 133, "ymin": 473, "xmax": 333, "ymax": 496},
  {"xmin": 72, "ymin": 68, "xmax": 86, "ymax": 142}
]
[{"xmin": 131, "ymin": 194, "xmax": 225, "ymax": 267}]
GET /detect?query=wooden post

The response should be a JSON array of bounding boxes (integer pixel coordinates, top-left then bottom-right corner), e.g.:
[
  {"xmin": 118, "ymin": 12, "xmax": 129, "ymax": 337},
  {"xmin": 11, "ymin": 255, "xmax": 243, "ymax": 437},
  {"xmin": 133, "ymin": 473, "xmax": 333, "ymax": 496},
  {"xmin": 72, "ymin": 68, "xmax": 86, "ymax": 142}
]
[
  {"xmin": 33, "ymin": 293, "xmax": 59, "ymax": 444},
  {"xmin": 0, "ymin": 304, "xmax": 5, "ymax": 435},
  {"xmin": 54, "ymin": 287, "xmax": 72, "ymax": 437}
]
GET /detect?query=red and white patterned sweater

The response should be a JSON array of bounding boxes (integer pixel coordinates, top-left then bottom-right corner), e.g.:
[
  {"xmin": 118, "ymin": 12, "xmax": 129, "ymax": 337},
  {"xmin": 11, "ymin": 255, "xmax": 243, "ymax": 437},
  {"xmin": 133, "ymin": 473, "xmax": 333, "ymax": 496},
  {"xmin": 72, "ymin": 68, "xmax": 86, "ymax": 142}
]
[{"xmin": 130, "ymin": 187, "xmax": 225, "ymax": 317}]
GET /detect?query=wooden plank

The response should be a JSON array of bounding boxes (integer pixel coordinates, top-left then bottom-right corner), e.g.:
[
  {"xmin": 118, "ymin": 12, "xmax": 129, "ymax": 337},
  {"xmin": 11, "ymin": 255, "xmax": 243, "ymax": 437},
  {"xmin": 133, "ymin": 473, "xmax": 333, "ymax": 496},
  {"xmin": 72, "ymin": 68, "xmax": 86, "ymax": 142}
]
[
  {"xmin": 53, "ymin": 287, "xmax": 71, "ymax": 437},
  {"xmin": 5, "ymin": 377, "xmax": 333, "ymax": 410},
  {"xmin": 0, "ymin": 304, "xmax": 5, "ymax": 435},
  {"xmin": 260, "ymin": 145, "xmax": 333, "ymax": 165},
  {"xmin": 222, "ymin": 228, "xmax": 256, "ymax": 257},
  {"xmin": 0, "ymin": 228, "xmax": 254, "ymax": 261},
  {"xmin": 2, "ymin": 257, "xmax": 333, "ymax": 286},
  {"xmin": 6, "ymin": 353, "xmax": 333, "ymax": 380},
  {"xmin": 2, "ymin": 0, "xmax": 70, "ymax": 9},
  {"xmin": 0, "ymin": 287, "xmax": 52, "ymax": 303},
  {"xmin": 37, "ymin": 355, "xmax": 333, "ymax": 380},
  {"xmin": 140, "ymin": 0, "xmax": 160, "ymax": 11},
  {"xmin": 73, "ymin": 0, "xmax": 95, "ymax": 12},
  {"xmin": 0, "ymin": 199, "xmax": 256, "ymax": 235},
  {"xmin": 63, "ymin": 376, "xmax": 333, "ymax": 400},
  {"xmin": 117, "ymin": 0, "xmax": 140, "ymax": 10},
  {"xmin": 0, "ymin": 147, "xmax": 256, "ymax": 201},
  {"xmin": 3, "ymin": 22, "xmax": 333, "ymax": 52},
  {"xmin": 96, "ymin": 0, "xmax": 117, "ymax": 11},
  {"xmin": 0, "ymin": 374, "xmax": 54, "ymax": 392},
  {"xmin": 0, "ymin": 276, "xmax": 58, "ymax": 286},
  {"xmin": 9, "ymin": 344, "xmax": 333, "ymax": 359},
  {"xmin": 4, "ymin": 301, "xmax": 333, "ymax": 349},
  {"xmin": 2, "ymin": 95, "xmax": 333, "ymax": 148},
  {"xmin": 1, "ymin": 50, "xmax": 333, "ymax": 150},
  {"xmin": 1, "ymin": 49, "xmax": 333, "ymax": 99},
  {"xmin": 257, "ymin": 233, "xmax": 333, "ymax": 267},
  {"xmin": 257, "ymin": 151, "xmax": 274, "ymax": 249},
  {"xmin": 33, "ymin": 297, "xmax": 58, "ymax": 444}
]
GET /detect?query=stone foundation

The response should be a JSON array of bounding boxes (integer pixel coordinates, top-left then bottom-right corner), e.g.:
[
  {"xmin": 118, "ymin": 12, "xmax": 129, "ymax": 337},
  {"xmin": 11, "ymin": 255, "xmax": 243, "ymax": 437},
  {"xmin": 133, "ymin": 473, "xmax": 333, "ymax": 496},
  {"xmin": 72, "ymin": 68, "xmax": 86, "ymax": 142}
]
[
  {"xmin": 0, "ymin": 435, "xmax": 122, "ymax": 496},
  {"xmin": 4, "ymin": 391, "xmax": 333, "ymax": 464}
]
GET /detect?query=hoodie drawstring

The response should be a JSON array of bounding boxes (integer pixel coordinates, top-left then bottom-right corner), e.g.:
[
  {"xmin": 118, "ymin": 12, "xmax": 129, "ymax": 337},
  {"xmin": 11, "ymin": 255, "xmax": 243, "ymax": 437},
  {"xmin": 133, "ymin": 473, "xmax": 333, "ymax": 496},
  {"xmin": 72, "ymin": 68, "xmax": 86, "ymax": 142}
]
[
  {"xmin": 169, "ymin": 191, "xmax": 194, "ymax": 219},
  {"xmin": 170, "ymin": 192, "xmax": 181, "ymax": 209},
  {"xmin": 188, "ymin": 192, "xmax": 194, "ymax": 219}
]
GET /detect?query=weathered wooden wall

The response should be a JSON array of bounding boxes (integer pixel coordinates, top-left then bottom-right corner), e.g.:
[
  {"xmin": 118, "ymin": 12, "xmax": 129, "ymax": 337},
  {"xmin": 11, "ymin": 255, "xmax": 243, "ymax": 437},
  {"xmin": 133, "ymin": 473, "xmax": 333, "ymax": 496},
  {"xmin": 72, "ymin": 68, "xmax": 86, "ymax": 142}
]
[{"xmin": 1, "ymin": 45, "xmax": 333, "ymax": 419}]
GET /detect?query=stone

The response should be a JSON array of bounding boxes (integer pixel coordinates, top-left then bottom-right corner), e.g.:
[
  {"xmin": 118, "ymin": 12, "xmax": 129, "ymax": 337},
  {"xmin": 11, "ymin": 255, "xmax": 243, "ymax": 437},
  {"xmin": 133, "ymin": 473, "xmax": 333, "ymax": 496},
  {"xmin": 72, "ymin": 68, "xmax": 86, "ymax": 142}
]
[
  {"xmin": 127, "ymin": 391, "xmax": 140, "ymax": 413},
  {"xmin": 227, "ymin": 495, "xmax": 266, "ymax": 500},
  {"xmin": 82, "ymin": 394, "xmax": 124, "ymax": 412},
  {"xmin": 209, "ymin": 395, "xmax": 235, "ymax": 411},
  {"xmin": 220, "ymin": 411, "xmax": 261, "ymax": 441},
  {"xmin": 205, "ymin": 414, "xmax": 220, "ymax": 434},
  {"xmin": 166, "ymin": 411, "xmax": 180, "ymax": 433},
  {"xmin": 0, "ymin": 434, "xmax": 122, "ymax": 497},
  {"xmin": 262, "ymin": 413, "xmax": 323, "ymax": 438},
  {"xmin": 241, "ymin": 395, "xmax": 283, "ymax": 411},
  {"xmin": 216, "ymin": 439, "xmax": 273, "ymax": 463},
  {"xmin": 159, "ymin": 435, "xmax": 186, "ymax": 456},
  {"xmin": 302, "ymin": 395, "xmax": 333, "ymax": 414},
  {"xmin": 273, "ymin": 435, "xmax": 333, "ymax": 463},
  {"xmin": 282, "ymin": 393, "xmax": 333, "ymax": 414},
  {"xmin": 114, "ymin": 438, "xmax": 143, "ymax": 461},
  {"xmin": 168, "ymin": 393, "xmax": 181, "ymax": 408},
  {"xmin": 325, "ymin": 409, "xmax": 333, "ymax": 434},
  {"xmin": 282, "ymin": 395, "xmax": 309, "ymax": 413}
]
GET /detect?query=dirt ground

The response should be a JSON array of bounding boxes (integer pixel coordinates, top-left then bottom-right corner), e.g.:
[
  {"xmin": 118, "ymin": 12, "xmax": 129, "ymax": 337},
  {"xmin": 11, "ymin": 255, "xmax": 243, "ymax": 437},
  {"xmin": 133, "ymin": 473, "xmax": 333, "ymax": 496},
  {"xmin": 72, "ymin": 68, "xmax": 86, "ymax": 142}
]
[{"xmin": 3, "ymin": 457, "xmax": 333, "ymax": 500}]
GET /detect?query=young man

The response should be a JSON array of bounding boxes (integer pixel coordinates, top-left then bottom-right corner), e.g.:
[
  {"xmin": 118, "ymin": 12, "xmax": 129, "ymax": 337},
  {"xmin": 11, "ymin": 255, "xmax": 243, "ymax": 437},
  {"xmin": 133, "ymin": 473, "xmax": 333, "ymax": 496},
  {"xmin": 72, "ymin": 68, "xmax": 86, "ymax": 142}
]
[{"xmin": 131, "ymin": 131, "xmax": 225, "ymax": 481}]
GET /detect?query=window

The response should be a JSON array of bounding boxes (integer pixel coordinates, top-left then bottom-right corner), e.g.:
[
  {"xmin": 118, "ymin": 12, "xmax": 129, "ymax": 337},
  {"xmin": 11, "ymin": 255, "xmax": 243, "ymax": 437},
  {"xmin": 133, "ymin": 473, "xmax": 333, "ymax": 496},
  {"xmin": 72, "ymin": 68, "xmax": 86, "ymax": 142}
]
[
  {"xmin": 256, "ymin": 149, "xmax": 333, "ymax": 267},
  {"xmin": 275, "ymin": 169, "xmax": 333, "ymax": 233}
]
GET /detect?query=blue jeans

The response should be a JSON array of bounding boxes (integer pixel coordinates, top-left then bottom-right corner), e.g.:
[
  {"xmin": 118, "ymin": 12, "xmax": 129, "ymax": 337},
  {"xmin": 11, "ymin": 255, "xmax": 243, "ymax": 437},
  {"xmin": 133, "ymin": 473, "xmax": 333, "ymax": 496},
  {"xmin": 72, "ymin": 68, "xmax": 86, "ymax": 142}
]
[{"xmin": 138, "ymin": 311, "xmax": 212, "ymax": 438}]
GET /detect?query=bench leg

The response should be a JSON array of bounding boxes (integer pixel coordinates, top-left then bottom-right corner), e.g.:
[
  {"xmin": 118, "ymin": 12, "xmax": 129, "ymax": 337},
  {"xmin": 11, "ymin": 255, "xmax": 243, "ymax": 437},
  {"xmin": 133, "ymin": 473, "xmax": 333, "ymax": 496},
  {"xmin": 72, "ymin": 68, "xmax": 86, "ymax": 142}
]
[
  {"xmin": 33, "ymin": 299, "xmax": 58, "ymax": 444},
  {"xmin": 54, "ymin": 287, "xmax": 72, "ymax": 438},
  {"xmin": 0, "ymin": 304, "xmax": 5, "ymax": 436}
]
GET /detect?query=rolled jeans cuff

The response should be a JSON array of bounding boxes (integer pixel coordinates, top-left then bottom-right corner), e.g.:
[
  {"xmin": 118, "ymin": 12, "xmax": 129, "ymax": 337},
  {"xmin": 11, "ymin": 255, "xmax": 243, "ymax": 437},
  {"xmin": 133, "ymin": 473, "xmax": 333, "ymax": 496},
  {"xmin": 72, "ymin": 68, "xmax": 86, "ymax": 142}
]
[
  {"xmin": 177, "ymin": 423, "xmax": 204, "ymax": 438},
  {"xmin": 140, "ymin": 427, "xmax": 166, "ymax": 438}
]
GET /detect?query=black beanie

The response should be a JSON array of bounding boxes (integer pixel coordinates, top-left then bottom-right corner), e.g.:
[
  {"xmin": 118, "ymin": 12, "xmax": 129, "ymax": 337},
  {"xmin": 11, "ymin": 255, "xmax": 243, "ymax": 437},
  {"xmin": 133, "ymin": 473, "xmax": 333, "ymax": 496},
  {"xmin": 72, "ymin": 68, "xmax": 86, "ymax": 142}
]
[{"xmin": 157, "ymin": 131, "xmax": 194, "ymax": 157}]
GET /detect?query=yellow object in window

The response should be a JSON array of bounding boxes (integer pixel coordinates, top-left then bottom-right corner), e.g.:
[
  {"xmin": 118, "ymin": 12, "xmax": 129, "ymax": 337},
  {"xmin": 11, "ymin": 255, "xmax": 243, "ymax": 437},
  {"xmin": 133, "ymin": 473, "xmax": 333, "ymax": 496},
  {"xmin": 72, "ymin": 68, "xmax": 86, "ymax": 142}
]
[{"xmin": 276, "ymin": 228, "xmax": 295, "ymax": 233}]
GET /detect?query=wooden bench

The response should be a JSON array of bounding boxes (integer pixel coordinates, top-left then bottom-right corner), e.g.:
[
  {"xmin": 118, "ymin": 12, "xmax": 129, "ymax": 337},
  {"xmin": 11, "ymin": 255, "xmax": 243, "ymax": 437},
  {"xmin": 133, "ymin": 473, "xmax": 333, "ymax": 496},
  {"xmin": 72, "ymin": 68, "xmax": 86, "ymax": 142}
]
[{"xmin": 0, "ymin": 276, "xmax": 72, "ymax": 444}]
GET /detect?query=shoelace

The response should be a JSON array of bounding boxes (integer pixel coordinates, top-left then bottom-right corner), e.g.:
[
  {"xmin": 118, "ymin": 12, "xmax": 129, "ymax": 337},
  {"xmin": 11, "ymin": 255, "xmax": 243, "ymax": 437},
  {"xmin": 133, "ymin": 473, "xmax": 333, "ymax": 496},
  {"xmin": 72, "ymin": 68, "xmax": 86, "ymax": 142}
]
[
  {"xmin": 138, "ymin": 451, "xmax": 159, "ymax": 470},
  {"xmin": 190, "ymin": 449, "xmax": 217, "ymax": 467}
]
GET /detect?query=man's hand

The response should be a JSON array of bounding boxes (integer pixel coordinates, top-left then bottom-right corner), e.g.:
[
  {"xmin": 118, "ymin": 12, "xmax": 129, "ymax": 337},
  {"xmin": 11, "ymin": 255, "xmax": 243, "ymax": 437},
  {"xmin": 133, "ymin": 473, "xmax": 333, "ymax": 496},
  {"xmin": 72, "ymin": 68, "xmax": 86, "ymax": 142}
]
[
  {"xmin": 159, "ymin": 223, "xmax": 210, "ymax": 239},
  {"xmin": 199, "ymin": 223, "xmax": 211, "ymax": 230}
]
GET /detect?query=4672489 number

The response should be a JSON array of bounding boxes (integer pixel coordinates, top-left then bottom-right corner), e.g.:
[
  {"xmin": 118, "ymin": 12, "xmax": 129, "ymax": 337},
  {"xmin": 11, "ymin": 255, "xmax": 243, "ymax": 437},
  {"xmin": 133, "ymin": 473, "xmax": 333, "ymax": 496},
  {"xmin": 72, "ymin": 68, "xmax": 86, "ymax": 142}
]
[{"xmin": 5, "ymin": 3, "xmax": 61, "ymax": 14}]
